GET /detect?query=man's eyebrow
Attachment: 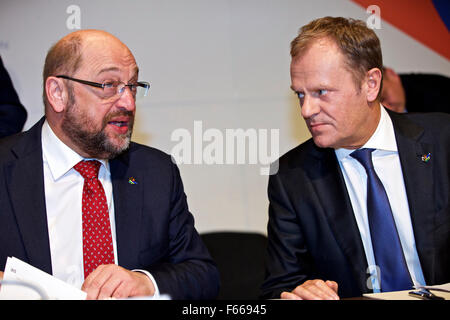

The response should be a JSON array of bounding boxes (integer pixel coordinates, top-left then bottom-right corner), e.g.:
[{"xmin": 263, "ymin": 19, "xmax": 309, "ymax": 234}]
[
  {"xmin": 97, "ymin": 66, "xmax": 139, "ymax": 81},
  {"xmin": 97, "ymin": 67, "xmax": 120, "ymax": 75},
  {"xmin": 131, "ymin": 66, "xmax": 139, "ymax": 79}
]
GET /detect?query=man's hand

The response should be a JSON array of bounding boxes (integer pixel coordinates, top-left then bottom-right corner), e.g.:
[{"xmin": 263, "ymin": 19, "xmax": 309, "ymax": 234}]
[
  {"xmin": 0, "ymin": 271, "xmax": 3, "ymax": 280},
  {"xmin": 81, "ymin": 264, "xmax": 155, "ymax": 300},
  {"xmin": 281, "ymin": 279, "xmax": 339, "ymax": 300}
]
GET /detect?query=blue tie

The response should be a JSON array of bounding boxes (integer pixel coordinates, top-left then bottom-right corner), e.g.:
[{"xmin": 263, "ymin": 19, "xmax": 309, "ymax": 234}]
[{"xmin": 350, "ymin": 148, "xmax": 412, "ymax": 292}]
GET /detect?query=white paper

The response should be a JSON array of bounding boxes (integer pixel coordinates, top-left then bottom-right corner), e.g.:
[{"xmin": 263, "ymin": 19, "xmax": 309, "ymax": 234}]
[
  {"xmin": 0, "ymin": 257, "xmax": 86, "ymax": 300},
  {"xmin": 363, "ymin": 283, "xmax": 450, "ymax": 300}
]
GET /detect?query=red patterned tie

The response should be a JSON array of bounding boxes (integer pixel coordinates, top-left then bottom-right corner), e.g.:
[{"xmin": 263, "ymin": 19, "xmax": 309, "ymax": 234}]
[{"xmin": 74, "ymin": 160, "xmax": 115, "ymax": 279}]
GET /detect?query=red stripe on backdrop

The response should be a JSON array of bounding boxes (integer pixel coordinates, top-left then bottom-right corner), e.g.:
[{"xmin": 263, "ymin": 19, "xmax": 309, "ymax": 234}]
[{"xmin": 351, "ymin": 0, "xmax": 450, "ymax": 60}]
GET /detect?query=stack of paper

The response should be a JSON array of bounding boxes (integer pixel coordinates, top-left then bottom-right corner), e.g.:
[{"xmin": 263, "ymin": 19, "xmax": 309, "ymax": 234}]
[{"xmin": 0, "ymin": 257, "xmax": 86, "ymax": 300}]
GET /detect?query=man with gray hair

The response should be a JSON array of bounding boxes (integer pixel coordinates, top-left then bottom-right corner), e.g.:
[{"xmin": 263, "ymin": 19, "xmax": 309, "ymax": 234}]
[{"xmin": 0, "ymin": 30, "xmax": 219, "ymax": 300}]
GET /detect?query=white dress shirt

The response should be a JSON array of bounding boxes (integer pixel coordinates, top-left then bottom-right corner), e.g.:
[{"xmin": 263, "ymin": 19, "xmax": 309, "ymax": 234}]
[
  {"xmin": 335, "ymin": 106, "xmax": 426, "ymax": 291},
  {"xmin": 41, "ymin": 120, "xmax": 159, "ymax": 295}
]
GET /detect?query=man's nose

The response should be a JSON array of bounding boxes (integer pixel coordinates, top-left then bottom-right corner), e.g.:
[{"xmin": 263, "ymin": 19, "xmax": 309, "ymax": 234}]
[
  {"xmin": 301, "ymin": 95, "xmax": 320, "ymax": 119},
  {"xmin": 116, "ymin": 87, "xmax": 136, "ymax": 112}
]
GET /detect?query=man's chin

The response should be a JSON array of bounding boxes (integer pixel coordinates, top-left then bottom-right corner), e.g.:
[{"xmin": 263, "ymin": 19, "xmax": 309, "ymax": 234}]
[
  {"xmin": 312, "ymin": 135, "xmax": 333, "ymax": 149},
  {"xmin": 105, "ymin": 124, "xmax": 132, "ymax": 144},
  {"xmin": 87, "ymin": 129, "xmax": 131, "ymax": 159},
  {"xmin": 104, "ymin": 136, "xmax": 131, "ymax": 158}
]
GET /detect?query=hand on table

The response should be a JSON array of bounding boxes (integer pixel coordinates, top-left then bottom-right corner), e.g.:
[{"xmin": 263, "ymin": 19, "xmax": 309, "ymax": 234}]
[
  {"xmin": 281, "ymin": 279, "xmax": 339, "ymax": 300},
  {"xmin": 82, "ymin": 264, "xmax": 155, "ymax": 300}
]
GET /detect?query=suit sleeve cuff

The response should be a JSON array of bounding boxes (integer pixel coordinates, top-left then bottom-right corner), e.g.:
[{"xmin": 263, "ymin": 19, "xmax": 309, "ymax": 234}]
[{"xmin": 132, "ymin": 269, "xmax": 160, "ymax": 298}]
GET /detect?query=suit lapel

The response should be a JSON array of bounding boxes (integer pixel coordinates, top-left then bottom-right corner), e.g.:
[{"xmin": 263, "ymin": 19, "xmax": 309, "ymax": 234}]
[
  {"xmin": 306, "ymin": 146, "xmax": 369, "ymax": 293},
  {"xmin": 390, "ymin": 112, "xmax": 435, "ymax": 283},
  {"xmin": 110, "ymin": 149, "xmax": 143, "ymax": 270},
  {"xmin": 4, "ymin": 118, "xmax": 52, "ymax": 274}
]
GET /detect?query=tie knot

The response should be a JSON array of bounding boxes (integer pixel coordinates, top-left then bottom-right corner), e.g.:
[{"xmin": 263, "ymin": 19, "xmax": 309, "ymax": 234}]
[
  {"xmin": 350, "ymin": 148, "xmax": 375, "ymax": 171},
  {"xmin": 74, "ymin": 160, "xmax": 101, "ymax": 179}
]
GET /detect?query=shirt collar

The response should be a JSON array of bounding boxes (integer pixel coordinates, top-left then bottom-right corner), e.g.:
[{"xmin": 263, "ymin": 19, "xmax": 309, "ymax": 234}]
[
  {"xmin": 41, "ymin": 120, "xmax": 109, "ymax": 181},
  {"xmin": 335, "ymin": 105, "xmax": 397, "ymax": 161}
]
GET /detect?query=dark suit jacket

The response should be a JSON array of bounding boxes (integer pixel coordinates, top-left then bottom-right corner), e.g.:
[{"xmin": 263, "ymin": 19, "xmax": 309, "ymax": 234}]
[
  {"xmin": 261, "ymin": 110, "xmax": 450, "ymax": 299},
  {"xmin": 0, "ymin": 56, "xmax": 27, "ymax": 138},
  {"xmin": 0, "ymin": 118, "xmax": 220, "ymax": 300},
  {"xmin": 400, "ymin": 73, "xmax": 450, "ymax": 114}
]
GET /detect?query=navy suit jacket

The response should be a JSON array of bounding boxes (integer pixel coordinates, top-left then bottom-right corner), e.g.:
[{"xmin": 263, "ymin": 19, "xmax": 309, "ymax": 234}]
[
  {"xmin": 0, "ymin": 56, "xmax": 27, "ymax": 138},
  {"xmin": 261, "ymin": 110, "xmax": 450, "ymax": 299},
  {"xmin": 0, "ymin": 118, "xmax": 220, "ymax": 299}
]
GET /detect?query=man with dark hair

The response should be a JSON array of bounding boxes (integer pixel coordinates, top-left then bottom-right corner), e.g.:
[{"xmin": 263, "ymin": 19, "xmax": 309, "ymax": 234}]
[
  {"xmin": 261, "ymin": 17, "xmax": 450, "ymax": 300},
  {"xmin": 0, "ymin": 30, "xmax": 219, "ymax": 300}
]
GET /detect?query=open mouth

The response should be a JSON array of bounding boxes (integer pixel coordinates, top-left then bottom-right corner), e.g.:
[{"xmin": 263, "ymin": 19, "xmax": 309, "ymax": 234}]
[
  {"xmin": 108, "ymin": 121, "xmax": 128, "ymax": 127},
  {"xmin": 107, "ymin": 118, "xmax": 131, "ymax": 134},
  {"xmin": 105, "ymin": 111, "xmax": 134, "ymax": 135}
]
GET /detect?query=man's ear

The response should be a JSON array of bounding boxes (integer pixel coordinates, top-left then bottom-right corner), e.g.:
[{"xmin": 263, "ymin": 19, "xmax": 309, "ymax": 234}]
[
  {"xmin": 45, "ymin": 76, "xmax": 69, "ymax": 113},
  {"xmin": 365, "ymin": 68, "xmax": 382, "ymax": 103}
]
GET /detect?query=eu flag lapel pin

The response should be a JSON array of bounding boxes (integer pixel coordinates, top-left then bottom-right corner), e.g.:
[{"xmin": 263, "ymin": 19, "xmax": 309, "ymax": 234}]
[
  {"xmin": 421, "ymin": 153, "xmax": 431, "ymax": 163},
  {"xmin": 128, "ymin": 177, "xmax": 138, "ymax": 185}
]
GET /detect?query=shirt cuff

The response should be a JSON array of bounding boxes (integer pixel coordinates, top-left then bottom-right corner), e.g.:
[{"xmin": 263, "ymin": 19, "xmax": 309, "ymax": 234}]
[{"xmin": 132, "ymin": 269, "xmax": 160, "ymax": 298}]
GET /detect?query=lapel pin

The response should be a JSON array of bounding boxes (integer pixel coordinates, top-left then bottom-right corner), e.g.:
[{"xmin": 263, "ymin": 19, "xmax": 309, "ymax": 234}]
[
  {"xmin": 128, "ymin": 177, "xmax": 138, "ymax": 185},
  {"xmin": 421, "ymin": 153, "xmax": 431, "ymax": 163}
]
